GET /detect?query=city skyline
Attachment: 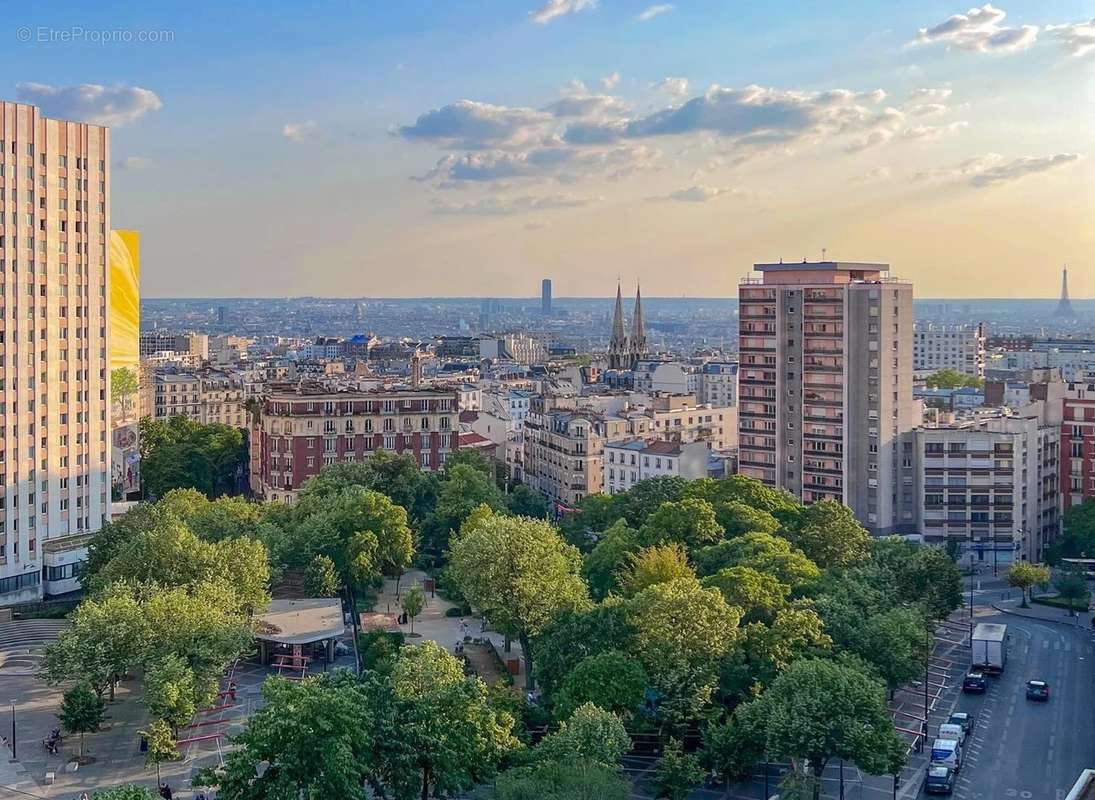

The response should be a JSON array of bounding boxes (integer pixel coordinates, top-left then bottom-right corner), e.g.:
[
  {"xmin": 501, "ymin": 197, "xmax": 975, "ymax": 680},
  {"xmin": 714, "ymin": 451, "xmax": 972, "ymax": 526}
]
[{"xmin": 3, "ymin": 1, "xmax": 1092, "ymax": 298}]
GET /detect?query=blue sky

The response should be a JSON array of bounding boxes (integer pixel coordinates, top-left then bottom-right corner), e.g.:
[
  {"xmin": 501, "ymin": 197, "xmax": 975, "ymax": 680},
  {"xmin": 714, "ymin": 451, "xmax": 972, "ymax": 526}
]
[{"xmin": 5, "ymin": 1, "xmax": 1093, "ymax": 297}]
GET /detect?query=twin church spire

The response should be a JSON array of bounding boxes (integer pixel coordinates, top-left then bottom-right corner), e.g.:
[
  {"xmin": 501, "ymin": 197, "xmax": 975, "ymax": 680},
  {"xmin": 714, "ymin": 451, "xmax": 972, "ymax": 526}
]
[{"xmin": 608, "ymin": 282, "xmax": 647, "ymax": 370}]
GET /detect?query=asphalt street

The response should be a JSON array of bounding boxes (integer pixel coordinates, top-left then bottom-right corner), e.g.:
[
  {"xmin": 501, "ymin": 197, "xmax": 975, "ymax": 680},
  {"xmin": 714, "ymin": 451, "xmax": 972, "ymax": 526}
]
[{"xmin": 939, "ymin": 611, "xmax": 1094, "ymax": 800}]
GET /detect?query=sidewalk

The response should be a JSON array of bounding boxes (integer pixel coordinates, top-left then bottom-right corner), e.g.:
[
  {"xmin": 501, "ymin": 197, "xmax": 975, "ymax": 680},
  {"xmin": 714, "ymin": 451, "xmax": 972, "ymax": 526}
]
[
  {"xmin": 990, "ymin": 595, "xmax": 1093, "ymax": 629},
  {"xmin": 372, "ymin": 570, "xmax": 527, "ymax": 690}
]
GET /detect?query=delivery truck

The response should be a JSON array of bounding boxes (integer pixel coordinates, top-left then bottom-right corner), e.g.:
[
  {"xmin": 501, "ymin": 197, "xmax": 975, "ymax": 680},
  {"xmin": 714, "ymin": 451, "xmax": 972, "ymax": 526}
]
[{"xmin": 970, "ymin": 622, "xmax": 1007, "ymax": 675}]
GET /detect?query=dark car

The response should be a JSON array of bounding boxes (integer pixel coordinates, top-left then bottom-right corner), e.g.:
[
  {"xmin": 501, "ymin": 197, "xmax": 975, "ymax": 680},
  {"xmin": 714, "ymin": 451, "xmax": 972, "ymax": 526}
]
[
  {"xmin": 925, "ymin": 765, "xmax": 955, "ymax": 795},
  {"xmin": 948, "ymin": 711, "xmax": 973, "ymax": 736},
  {"xmin": 1026, "ymin": 679, "xmax": 1050, "ymax": 701},
  {"xmin": 962, "ymin": 672, "xmax": 987, "ymax": 693}
]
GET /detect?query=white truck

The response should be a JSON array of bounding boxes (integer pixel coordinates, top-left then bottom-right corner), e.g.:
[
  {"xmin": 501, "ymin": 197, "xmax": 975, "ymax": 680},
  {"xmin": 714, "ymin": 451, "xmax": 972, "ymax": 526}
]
[{"xmin": 971, "ymin": 622, "xmax": 1007, "ymax": 675}]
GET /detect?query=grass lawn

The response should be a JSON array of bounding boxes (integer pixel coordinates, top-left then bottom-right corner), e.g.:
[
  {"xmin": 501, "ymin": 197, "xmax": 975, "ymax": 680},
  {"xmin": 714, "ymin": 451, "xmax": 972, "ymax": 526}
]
[{"xmin": 1031, "ymin": 593, "xmax": 1091, "ymax": 611}]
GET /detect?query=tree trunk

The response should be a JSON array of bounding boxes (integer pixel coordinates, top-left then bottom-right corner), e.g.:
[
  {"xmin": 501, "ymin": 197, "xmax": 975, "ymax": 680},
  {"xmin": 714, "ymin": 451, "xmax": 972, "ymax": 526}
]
[
  {"xmin": 420, "ymin": 764, "xmax": 431, "ymax": 800},
  {"xmin": 812, "ymin": 759, "xmax": 826, "ymax": 800},
  {"xmin": 79, "ymin": 732, "xmax": 85, "ymax": 759},
  {"xmin": 519, "ymin": 632, "xmax": 534, "ymax": 692}
]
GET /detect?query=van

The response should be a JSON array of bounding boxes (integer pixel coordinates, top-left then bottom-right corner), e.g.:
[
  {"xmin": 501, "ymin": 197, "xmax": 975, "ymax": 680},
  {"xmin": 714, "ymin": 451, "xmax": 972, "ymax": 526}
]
[
  {"xmin": 930, "ymin": 738, "xmax": 962, "ymax": 771},
  {"xmin": 938, "ymin": 723, "xmax": 965, "ymax": 743}
]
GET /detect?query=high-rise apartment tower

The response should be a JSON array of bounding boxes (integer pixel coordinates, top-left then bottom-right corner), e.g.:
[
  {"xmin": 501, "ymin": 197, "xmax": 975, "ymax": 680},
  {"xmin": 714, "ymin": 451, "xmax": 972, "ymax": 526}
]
[
  {"xmin": 738, "ymin": 261, "xmax": 916, "ymax": 535},
  {"xmin": 541, "ymin": 278, "xmax": 552, "ymax": 315},
  {"xmin": 0, "ymin": 101, "xmax": 111, "ymax": 602}
]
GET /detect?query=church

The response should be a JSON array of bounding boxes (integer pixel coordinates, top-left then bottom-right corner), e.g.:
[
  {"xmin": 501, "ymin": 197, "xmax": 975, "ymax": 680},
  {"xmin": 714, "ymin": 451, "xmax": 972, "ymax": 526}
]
[{"xmin": 608, "ymin": 283, "xmax": 648, "ymax": 370}]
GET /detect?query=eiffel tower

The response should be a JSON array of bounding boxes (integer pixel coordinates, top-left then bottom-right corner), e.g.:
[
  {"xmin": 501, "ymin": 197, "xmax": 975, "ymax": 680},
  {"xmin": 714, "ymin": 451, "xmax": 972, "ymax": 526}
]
[{"xmin": 1056, "ymin": 266, "xmax": 1075, "ymax": 318}]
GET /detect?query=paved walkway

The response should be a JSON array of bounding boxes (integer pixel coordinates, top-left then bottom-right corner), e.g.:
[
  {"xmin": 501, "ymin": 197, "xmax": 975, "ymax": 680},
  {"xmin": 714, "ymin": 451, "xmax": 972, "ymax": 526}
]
[
  {"xmin": 992, "ymin": 594, "xmax": 1094, "ymax": 629},
  {"xmin": 373, "ymin": 570, "xmax": 527, "ymax": 690}
]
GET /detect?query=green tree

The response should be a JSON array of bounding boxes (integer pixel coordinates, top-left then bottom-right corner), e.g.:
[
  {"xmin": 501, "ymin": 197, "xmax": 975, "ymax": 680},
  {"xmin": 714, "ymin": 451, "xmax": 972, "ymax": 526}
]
[
  {"xmin": 685, "ymin": 475, "xmax": 802, "ymax": 519},
  {"xmin": 925, "ymin": 368, "xmax": 982, "ymax": 389},
  {"xmin": 304, "ymin": 554, "xmax": 342, "ymax": 597},
  {"xmin": 870, "ymin": 539, "xmax": 963, "ymax": 619},
  {"xmin": 745, "ymin": 658, "xmax": 905, "ymax": 800},
  {"xmin": 507, "ymin": 484, "xmax": 550, "ymax": 519},
  {"xmin": 703, "ymin": 701, "xmax": 769, "ymax": 784},
  {"xmin": 144, "ymin": 654, "xmax": 200, "ymax": 736},
  {"xmin": 422, "ymin": 463, "xmax": 507, "ymax": 555},
  {"xmin": 720, "ymin": 606, "xmax": 831, "ymax": 698},
  {"xmin": 84, "ymin": 503, "xmax": 169, "ymax": 587},
  {"xmin": 533, "ymin": 602, "xmax": 636, "ymax": 699},
  {"xmin": 554, "ymin": 651, "xmax": 649, "ymax": 721},
  {"xmin": 491, "ymin": 760, "xmax": 630, "ymax": 800},
  {"xmin": 535, "ymin": 703, "xmax": 630, "ymax": 766},
  {"xmin": 702, "ymin": 566, "xmax": 789, "ymax": 624},
  {"xmin": 386, "ymin": 642, "xmax": 521, "ymax": 800},
  {"xmin": 693, "ymin": 532, "xmax": 820, "ymax": 590},
  {"xmin": 1054, "ymin": 568, "xmax": 1089, "ymax": 615},
  {"xmin": 625, "ymin": 578, "xmax": 741, "ymax": 725},
  {"xmin": 140, "ymin": 415, "xmax": 246, "ymax": 499},
  {"xmin": 110, "ymin": 366, "xmax": 139, "ymax": 420},
  {"xmin": 559, "ymin": 494, "xmax": 625, "ymax": 550},
  {"xmin": 200, "ymin": 676, "xmax": 380, "ymax": 800},
  {"xmin": 41, "ymin": 584, "xmax": 148, "ymax": 699},
  {"xmin": 91, "ymin": 788, "xmax": 159, "ymax": 800},
  {"xmin": 654, "ymin": 738, "xmax": 705, "ymax": 800},
  {"xmin": 617, "ymin": 477, "xmax": 690, "ymax": 528},
  {"xmin": 1007, "ymin": 562, "xmax": 1051, "ymax": 607},
  {"xmin": 59, "ymin": 683, "xmax": 105, "ymax": 760},
  {"xmin": 1051, "ymin": 497, "xmax": 1095, "ymax": 562},
  {"xmin": 582, "ymin": 519, "xmax": 641, "ymax": 599},
  {"xmin": 789, "ymin": 500, "xmax": 870, "ymax": 569},
  {"xmin": 616, "ymin": 543, "xmax": 695, "ymax": 597},
  {"xmin": 713, "ymin": 500, "xmax": 780, "ymax": 538},
  {"xmin": 402, "ymin": 585, "xmax": 426, "ymax": 635},
  {"xmin": 449, "ymin": 515, "xmax": 590, "ymax": 689},
  {"xmin": 638, "ymin": 498, "xmax": 723, "ymax": 548},
  {"xmin": 142, "ymin": 718, "xmax": 179, "ymax": 788}
]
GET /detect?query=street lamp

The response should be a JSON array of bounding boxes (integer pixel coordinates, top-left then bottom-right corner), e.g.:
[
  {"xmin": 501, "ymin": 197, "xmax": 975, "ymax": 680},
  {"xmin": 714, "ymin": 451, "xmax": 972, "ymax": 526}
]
[{"xmin": 9, "ymin": 700, "xmax": 15, "ymax": 761}]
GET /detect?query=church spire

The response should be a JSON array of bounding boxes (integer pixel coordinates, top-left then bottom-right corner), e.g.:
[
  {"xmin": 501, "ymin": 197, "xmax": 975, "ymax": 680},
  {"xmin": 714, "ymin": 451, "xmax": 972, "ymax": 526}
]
[
  {"xmin": 608, "ymin": 282, "xmax": 631, "ymax": 369},
  {"xmin": 631, "ymin": 284, "xmax": 647, "ymax": 361}
]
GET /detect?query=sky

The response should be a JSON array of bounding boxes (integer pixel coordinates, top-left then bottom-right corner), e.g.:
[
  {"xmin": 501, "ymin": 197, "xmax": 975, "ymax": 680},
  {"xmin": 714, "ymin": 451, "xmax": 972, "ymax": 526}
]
[{"xmin": 4, "ymin": 1, "xmax": 1094, "ymax": 299}]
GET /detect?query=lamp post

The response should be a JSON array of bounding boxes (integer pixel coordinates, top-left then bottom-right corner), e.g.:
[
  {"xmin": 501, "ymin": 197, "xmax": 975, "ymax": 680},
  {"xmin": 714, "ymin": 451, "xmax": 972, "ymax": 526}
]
[{"xmin": 9, "ymin": 700, "xmax": 16, "ymax": 761}]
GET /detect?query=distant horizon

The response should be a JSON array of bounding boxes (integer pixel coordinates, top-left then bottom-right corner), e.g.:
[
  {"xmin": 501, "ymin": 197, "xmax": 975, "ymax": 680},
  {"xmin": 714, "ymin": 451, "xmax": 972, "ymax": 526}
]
[{"xmin": 141, "ymin": 295, "xmax": 1090, "ymax": 303}]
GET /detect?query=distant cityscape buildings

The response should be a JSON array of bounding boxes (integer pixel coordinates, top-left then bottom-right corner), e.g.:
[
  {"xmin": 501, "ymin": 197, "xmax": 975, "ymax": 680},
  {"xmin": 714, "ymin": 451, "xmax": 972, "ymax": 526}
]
[
  {"xmin": 541, "ymin": 278, "xmax": 552, "ymax": 315},
  {"xmin": 608, "ymin": 283, "xmax": 648, "ymax": 370}
]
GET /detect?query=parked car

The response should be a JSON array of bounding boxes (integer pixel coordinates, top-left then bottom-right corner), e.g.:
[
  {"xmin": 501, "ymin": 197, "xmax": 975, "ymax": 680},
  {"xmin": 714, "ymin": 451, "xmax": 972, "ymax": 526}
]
[
  {"xmin": 1026, "ymin": 679, "xmax": 1050, "ymax": 701},
  {"xmin": 962, "ymin": 671, "xmax": 987, "ymax": 693},
  {"xmin": 925, "ymin": 765, "xmax": 956, "ymax": 795},
  {"xmin": 929, "ymin": 738, "xmax": 962, "ymax": 771},
  {"xmin": 948, "ymin": 712, "xmax": 973, "ymax": 736}
]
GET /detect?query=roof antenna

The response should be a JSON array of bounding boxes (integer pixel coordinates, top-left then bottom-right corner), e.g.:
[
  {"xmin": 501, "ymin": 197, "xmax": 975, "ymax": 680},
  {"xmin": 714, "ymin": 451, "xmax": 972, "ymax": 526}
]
[{"xmin": 821, "ymin": 247, "xmax": 827, "ymax": 262}]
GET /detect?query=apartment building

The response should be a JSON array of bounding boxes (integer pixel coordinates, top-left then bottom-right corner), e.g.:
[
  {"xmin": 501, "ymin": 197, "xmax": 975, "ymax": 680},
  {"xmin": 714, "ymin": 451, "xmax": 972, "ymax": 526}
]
[
  {"xmin": 699, "ymin": 361, "xmax": 739, "ymax": 408},
  {"xmin": 738, "ymin": 261, "xmax": 916, "ymax": 535},
  {"xmin": 479, "ymin": 333, "xmax": 548, "ymax": 365},
  {"xmin": 142, "ymin": 370, "xmax": 248, "ymax": 428},
  {"xmin": 913, "ymin": 406, "xmax": 1060, "ymax": 565},
  {"xmin": 139, "ymin": 331, "xmax": 209, "ymax": 362},
  {"xmin": 1061, "ymin": 382, "xmax": 1095, "ymax": 508},
  {"xmin": 604, "ymin": 439, "xmax": 709, "ymax": 494},
  {"xmin": 913, "ymin": 323, "xmax": 986, "ymax": 377},
  {"xmin": 252, "ymin": 384, "xmax": 457, "ymax": 503},
  {"xmin": 524, "ymin": 393, "xmax": 735, "ymax": 510},
  {"xmin": 0, "ymin": 101, "xmax": 111, "ymax": 603}
]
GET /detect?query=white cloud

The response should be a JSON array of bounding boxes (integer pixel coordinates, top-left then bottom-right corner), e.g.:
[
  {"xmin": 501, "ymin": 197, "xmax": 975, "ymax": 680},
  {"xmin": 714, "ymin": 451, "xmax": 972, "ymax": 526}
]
[
  {"xmin": 914, "ymin": 152, "xmax": 1080, "ymax": 186},
  {"xmin": 432, "ymin": 193, "xmax": 598, "ymax": 215},
  {"xmin": 115, "ymin": 155, "xmax": 152, "ymax": 170},
  {"xmin": 850, "ymin": 166, "xmax": 892, "ymax": 183},
  {"xmin": 15, "ymin": 82, "xmax": 162, "ymax": 127},
  {"xmin": 530, "ymin": 0, "xmax": 596, "ymax": 24},
  {"xmin": 652, "ymin": 77, "xmax": 689, "ymax": 98},
  {"xmin": 909, "ymin": 87, "xmax": 953, "ymax": 101},
  {"xmin": 636, "ymin": 4, "xmax": 674, "ymax": 22},
  {"xmin": 397, "ymin": 100, "xmax": 551, "ymax": 149},
  {"xmin": 911, "ymin": 4, "xmax": 1038, "ymax": 53},
  {"xmin": 902, "ymin": 121, "xmax": 969, "ymax": 140},
  {"xmin": 543, "ymin": 81, "xmax": 629, "ymax": 118},
  {"xmin": 1046, "ymin": 19, "xmax": 1095, "ymax": 57},
  {"xmin": 908, "ymin": 103, "xmax": 949, "ymax": 118},
  {"xmin": 658, "ymin": 185, "xmax": 740, "ymax": 202},
  {"xmin": 600, "ymin": 72, "xmax": 621, "ymax": 90},
  {"xmin": 282, "ymin": 121, "xmax": 319, "ymax": 141}
]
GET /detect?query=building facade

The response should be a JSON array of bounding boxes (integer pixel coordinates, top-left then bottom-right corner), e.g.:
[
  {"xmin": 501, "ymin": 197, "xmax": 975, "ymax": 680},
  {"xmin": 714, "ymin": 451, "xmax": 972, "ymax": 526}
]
[
  {"xmin": 699, "ymin": 361, "xmax": 739, "ymax": 408},
  {"xmin": 252, "ymin": 385, "xmax": 457, "ymax": 503},
  {"xmin": 604, "ymin": 439, "xmax": 709, "ymax": 494},
  {"xmin": 913, "ymin": 408, "xmax": 1060, "ymax": 565},
  {"xmin": 738, "ymin": 261, "xmax": 916, "ymax": 535},
  {"xmin": 1061, "ymin": 382, "xmax": 1095, "ymax": 508},
  {"xmin": 143, "ymin": 370, "xmax": 248, "ymax": 428},
  {"xmin": 0, "ymin": 101, "xmax": 111, "ymax": 602},
  {"xmin": 914, "ymin": 323, "xmax": 986, "ymax": 377},
  {"xmin": 139, "ymin": 331, "xmax": 209, "ymax": 362}
]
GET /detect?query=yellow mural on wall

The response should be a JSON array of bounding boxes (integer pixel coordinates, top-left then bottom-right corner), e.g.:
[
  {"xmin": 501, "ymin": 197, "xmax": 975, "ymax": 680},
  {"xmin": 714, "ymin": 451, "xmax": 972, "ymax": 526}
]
[{"xmin": 109, "ymin": 229, "xmax": 141, "ymax": 372}]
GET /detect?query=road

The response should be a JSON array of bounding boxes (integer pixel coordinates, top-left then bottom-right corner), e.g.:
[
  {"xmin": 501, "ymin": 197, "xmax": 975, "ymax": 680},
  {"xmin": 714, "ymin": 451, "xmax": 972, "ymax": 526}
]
[{"xmin": 941, "ymin": 611, "xmax": 1094, "ymax": 800}]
